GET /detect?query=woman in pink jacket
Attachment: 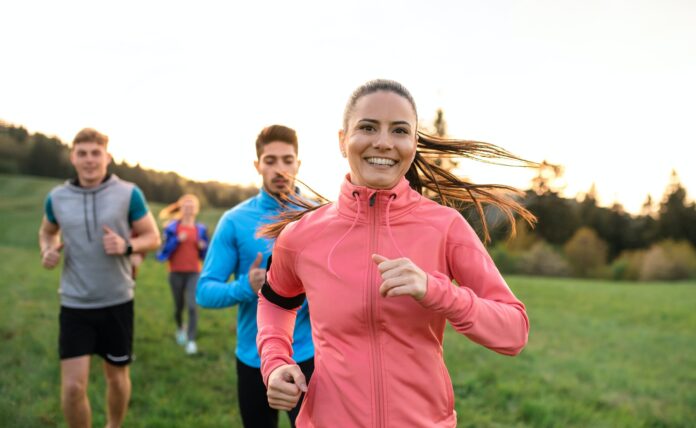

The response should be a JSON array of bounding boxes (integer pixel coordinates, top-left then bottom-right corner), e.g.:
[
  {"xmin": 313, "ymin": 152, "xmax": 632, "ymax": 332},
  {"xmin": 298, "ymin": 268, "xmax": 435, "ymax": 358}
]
[{"xmin": 257, "ymin": 79, "xmax": 536, "ymax": 427}]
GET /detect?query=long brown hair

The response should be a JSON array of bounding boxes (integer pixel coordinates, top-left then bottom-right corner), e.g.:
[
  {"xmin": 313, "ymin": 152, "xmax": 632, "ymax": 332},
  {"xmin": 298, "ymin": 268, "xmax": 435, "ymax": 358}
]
[{"xmin": 260, "ymin": 79, "xmax": 538, "ymax": 242}]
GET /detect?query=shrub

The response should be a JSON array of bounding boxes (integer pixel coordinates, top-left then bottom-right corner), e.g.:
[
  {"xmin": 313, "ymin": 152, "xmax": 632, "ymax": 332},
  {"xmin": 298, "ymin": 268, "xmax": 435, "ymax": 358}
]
[
  {"xmin": 639, "ymin": 240, "xmax": 696, "ymax": 281},
  {"xmin": 563, "ymin": 227, "xmax": 609, "ymax": 277},
  {"xmin": 661, "ymin": 240, "xmax": 696, "ymax": 277},
  {"xmin": 489, "ymin": 244, "xmax": 521, "ymax": 274},
  {"xmin": 505, "ymin": 218, "xmax": 538, "ymax": 253},
  {"xmin": 517, "ymin": 241, "xmax": 571, "ymax": 277},
  {"xmin": 640, "ymin": 246, "xmax": 676, "ymax": 281},
  {"xmin": 610, "ymin": 250, "xmax": 647, "ymax": 281}
]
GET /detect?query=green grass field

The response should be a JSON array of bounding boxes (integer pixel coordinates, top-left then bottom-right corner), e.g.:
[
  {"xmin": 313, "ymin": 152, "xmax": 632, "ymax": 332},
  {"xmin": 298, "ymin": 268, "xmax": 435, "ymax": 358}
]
[{"xmin": 1, "ymin": 174, "xmax": 695, "ymax": 427}]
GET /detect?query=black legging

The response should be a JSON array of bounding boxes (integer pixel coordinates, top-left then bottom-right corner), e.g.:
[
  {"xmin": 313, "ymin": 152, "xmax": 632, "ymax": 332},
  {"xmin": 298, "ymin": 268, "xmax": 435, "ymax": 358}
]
[{"xmin": 236, "ymin": 357, "xmax": 315, "ymax": 428}]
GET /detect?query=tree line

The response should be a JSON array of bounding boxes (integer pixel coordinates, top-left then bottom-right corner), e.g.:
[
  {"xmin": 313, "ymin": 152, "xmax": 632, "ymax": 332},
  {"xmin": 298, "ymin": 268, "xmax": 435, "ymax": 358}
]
[
  {"xmin": 0, "ymin": 122, "xmax": 258, "ymax": 208},
  {"xmin": 482, "ymin": 165, "xmax": 696, "ymax": 281},
  {"xmin": 3, "ymin": 120, "xmax": 695, "ymax": 281}
]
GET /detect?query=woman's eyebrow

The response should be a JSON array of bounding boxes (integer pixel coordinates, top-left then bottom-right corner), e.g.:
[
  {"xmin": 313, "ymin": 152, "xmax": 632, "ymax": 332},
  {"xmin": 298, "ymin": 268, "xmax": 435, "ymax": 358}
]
[{"xmin": 357, "ymin": 119, "xmax": 411, "ymax": 127}]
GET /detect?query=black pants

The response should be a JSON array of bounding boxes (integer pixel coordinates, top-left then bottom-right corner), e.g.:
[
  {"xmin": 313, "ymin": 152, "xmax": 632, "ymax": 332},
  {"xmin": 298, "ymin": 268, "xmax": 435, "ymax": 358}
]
[
  {"xmin": 236, "ymin": 357, "xmax": 314, "ymax": 428},
  {"xmin": 168, "ymin": 272, "xmax": 199, "ymax": 340}
]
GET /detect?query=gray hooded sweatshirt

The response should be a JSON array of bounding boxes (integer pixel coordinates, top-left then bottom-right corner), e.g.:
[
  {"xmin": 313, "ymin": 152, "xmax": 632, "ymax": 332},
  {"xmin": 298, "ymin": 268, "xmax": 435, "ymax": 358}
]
[{"xmin": 48, "ymin": 174, "xmax": 138, "ymax": 308}]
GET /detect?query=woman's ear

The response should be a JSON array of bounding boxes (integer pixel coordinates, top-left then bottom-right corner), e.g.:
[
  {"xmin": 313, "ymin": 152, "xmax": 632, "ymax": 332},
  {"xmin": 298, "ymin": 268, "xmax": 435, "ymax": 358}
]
[{"xmin": 338, "ymin": 129, "xmax": 347, "ymax": 158}]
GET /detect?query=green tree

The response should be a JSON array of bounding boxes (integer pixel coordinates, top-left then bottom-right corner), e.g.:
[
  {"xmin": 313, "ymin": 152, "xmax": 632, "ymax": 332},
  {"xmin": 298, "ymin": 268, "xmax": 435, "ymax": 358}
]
[
  {"xmin": 22, "ymin": 133, "xmax": 71, "ymax": 178},
  {"xmin": 657, "ymin": 170, "xmax": 696, "ymax": 247},
  {"xmin": 525, "ymin": 189, "xmax": 580, "ymax": 245}
]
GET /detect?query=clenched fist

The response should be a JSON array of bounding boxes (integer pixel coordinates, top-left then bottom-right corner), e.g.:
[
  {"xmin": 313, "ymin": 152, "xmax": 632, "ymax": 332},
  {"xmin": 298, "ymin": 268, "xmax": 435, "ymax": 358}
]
[
  {"xmin": 102, "ymin": 225, "xmax": 127, "ymax": 255},
  {"xmin": 372, "ymin": 254, "xmax": 428, "ymax": 300},
  {"xmin": 267, "ymin": 364, "xmax": 307, "ymax": 411},
  {"xmin": 41, "ymin": 243, "xmax": 64, "ymax": 269}
]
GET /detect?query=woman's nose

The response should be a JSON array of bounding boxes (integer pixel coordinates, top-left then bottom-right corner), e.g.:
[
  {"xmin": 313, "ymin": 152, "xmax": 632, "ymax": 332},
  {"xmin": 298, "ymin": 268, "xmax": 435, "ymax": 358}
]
[{"xmin": 372, "ymin": 131, "xmax": 393, "ymax": 150}]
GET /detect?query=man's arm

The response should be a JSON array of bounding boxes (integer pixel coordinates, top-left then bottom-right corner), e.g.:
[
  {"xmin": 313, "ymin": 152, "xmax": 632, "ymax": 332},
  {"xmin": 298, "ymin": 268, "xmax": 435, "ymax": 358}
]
[
  {"xmin": 39, "ymin": 216, "xmax": 62, "ymax": 269},
  {"xmin": 196, "ymin": 214, "xmax": 259, "ymax": 308},
  {"xmin": 130, "ymin": 212, "xmax": 161, "ymax": 253}
]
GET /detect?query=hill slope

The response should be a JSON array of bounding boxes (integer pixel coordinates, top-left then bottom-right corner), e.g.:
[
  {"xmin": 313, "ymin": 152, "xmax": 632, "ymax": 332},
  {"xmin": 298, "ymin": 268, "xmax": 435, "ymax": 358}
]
[{"xmin": 1, "ymin": 174, "xmax": 695, "ymax": 427}]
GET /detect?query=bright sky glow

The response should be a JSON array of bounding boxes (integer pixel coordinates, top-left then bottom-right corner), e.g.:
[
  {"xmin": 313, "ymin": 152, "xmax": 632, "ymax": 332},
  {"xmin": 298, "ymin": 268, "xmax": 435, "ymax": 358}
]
[{"xmin": 2, "ymin": 0, "xmax": 695, "ymax": 213}]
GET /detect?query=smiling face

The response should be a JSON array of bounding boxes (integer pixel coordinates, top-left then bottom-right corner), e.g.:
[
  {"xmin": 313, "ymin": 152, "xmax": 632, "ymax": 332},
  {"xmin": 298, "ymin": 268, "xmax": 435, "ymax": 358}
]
[
  {"xmin": 339, "ymin": 91, "xmax": 418, "ymax": 190},
  {"xmin": 70, "ymin": 141, "xmax": 112, "ymax": 188},
  {"xmin": 180, "ymin": 196, "xmax": 199, "ymax": 218},
  {"xmin": 254, "ymin": 141, "xmax": 301, "ymax": 196}
]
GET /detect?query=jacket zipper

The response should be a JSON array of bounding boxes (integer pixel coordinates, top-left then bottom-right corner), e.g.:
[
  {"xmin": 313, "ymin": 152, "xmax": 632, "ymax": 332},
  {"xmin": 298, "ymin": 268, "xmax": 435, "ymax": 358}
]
[{"xmin": 367, "ymin": 192, "xmax": 385, "ymax": 427}]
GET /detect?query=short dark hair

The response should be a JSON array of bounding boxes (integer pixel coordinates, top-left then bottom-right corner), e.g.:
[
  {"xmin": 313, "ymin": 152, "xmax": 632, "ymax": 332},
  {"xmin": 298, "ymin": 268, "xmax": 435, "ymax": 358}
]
[
  {"xmin": 255, "ymin": 125, "xmax": 298, "ymax": 158},
  {"xmin": 72, "ymin": 128, "xmax": 109, "ymax": 148}
]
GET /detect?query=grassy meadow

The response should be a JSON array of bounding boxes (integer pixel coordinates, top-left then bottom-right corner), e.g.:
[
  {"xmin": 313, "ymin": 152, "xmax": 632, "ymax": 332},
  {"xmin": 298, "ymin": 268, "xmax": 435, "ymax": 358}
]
[{"xmin": 1, "ymin": 174, "xmax": 695, "ymax": 427}]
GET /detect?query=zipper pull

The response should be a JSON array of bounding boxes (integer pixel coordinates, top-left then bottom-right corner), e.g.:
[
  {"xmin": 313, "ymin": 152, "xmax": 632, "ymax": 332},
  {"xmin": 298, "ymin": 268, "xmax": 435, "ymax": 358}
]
[{"xmin": 369, "ymin": 193, "xmax": 377, "ymax": 207}]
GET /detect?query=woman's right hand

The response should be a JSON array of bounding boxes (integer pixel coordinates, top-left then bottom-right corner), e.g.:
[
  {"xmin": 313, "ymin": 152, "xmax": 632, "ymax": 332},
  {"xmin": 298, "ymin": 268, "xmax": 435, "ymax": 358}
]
[{"xmin": 267, "ymin": 364, "xmax": 307, "ymax": 410}]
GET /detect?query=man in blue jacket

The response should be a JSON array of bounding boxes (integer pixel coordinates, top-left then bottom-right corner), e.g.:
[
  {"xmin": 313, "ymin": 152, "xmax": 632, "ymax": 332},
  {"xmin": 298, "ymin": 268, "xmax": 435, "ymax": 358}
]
[{"xmin": 197, "ymin": 125, "xmax": 313, "ymax": 428}]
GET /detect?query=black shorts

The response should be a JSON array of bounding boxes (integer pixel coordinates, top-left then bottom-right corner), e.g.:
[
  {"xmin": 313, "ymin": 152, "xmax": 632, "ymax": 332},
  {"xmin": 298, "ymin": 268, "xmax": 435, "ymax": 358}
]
[{"xmin": 59, "ymin": 300, "xmax": 134, "ymax": 366}]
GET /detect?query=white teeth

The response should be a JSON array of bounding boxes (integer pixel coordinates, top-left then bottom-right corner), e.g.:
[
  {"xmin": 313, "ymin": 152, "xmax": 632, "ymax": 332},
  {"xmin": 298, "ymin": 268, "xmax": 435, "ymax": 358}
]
[{"xmin": 366, "ymin": 157, "xmax": 396, "ymax": 166}]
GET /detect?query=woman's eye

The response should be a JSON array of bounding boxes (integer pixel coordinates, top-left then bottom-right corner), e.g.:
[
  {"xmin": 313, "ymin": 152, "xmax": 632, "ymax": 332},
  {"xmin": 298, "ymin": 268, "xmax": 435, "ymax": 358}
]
[
  {"xmin": 359, "ymin": 125, "xmax": 375, "ymax": 132},
  {"xmin": 394, "ymin": 127, "xmax": 409, "ymax": 134}
]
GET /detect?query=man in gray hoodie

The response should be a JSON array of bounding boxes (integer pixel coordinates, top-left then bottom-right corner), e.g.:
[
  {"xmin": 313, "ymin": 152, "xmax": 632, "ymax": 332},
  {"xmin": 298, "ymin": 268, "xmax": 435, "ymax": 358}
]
[{"xmin": 38, "ymin": 128, "xmax": 161, "ymax": 428}]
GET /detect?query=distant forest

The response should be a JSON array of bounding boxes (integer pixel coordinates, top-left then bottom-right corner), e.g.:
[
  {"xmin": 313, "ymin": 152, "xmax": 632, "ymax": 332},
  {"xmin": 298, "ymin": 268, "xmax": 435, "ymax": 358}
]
[
  {"xmin": 0, "ymin": 122, "xmax": 258, "ymax": 208},
  {"xmin": 2, "ymin": 120, "xmax": 696, "ymax": 281}
]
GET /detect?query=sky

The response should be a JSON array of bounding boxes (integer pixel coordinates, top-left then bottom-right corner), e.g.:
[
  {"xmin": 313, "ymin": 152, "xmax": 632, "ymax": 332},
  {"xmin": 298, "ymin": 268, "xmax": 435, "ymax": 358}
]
[{"xmin": 2, "ymin": 0, "xmax": 695, "ymax": 214}]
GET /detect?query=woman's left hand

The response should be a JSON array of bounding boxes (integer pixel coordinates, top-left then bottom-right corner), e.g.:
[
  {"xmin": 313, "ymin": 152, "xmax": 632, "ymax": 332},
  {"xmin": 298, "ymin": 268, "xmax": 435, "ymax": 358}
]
[{"xmin": 372, "ymin": 254, "xmax": 428, "ymax": 300}]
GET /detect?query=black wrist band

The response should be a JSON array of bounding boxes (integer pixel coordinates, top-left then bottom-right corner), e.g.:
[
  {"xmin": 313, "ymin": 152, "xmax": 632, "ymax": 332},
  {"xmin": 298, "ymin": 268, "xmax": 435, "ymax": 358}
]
[{"xmin": 124, "ymin": 242, "xmax": 133, "ymax": 256}]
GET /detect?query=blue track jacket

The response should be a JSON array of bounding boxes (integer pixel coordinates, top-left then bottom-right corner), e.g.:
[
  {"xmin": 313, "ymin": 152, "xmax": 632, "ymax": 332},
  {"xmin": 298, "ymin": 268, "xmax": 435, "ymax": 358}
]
[{"xmin": 196, "ymin": 188, "xmax": 314, "ymax": 368}]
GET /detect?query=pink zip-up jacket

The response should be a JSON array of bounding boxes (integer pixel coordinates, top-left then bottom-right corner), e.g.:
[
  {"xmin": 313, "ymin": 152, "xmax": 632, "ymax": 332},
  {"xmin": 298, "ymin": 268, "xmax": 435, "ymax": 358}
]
[{"xmin": 257, "ymin": 175, "xmax": 529, "ymax": 428}]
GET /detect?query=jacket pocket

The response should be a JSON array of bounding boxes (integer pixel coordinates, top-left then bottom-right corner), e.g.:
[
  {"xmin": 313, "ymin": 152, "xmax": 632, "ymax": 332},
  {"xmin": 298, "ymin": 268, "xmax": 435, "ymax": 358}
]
[
  {"xmin": 302, "ymin": 365, "xmax": 318, "ymax": 419},
  {"xmin": 439, "ymin": 358, "xmax": 454, "ymax": 415}
]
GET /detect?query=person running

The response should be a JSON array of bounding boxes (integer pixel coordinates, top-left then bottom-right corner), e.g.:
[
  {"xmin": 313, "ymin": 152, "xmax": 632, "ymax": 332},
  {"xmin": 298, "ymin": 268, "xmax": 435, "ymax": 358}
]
[
  {"xmin": 196, "ymin": 125, "xmax": 314, "ymax": 428},
  {"xmin": 156, "ymin": 194, "xmax": 209, "ymax": 355},
  {"xmin": 39, "ymin": 128, "xmax": 161, "ymax": 428},
  {"xmin": 257, "ymin": 80, "xmax": 537, "ymax": 427}
]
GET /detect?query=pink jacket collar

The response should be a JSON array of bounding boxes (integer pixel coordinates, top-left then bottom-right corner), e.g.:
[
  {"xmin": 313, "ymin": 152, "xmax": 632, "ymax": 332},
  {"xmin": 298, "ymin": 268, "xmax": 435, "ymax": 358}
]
[{"xmin": 336, "ymin": 174, "xmax": 422, "ymax": 223}]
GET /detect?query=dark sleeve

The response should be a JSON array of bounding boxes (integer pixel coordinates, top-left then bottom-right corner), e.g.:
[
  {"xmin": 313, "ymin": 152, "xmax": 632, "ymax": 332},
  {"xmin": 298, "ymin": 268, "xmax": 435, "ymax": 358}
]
[
  {"xmin": 129, "ymin": 186, "xmax": 149, "ymax": 222},
  {"xmin": 44, "ymin": 194, "xmax": 58, "ymax": 224}
]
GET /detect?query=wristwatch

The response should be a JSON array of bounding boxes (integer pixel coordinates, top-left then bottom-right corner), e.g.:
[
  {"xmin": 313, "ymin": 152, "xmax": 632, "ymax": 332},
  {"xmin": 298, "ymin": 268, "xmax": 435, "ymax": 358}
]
[{"xmin": 124, "ymin": 241, "xmax": 134, "ymax": 256}]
